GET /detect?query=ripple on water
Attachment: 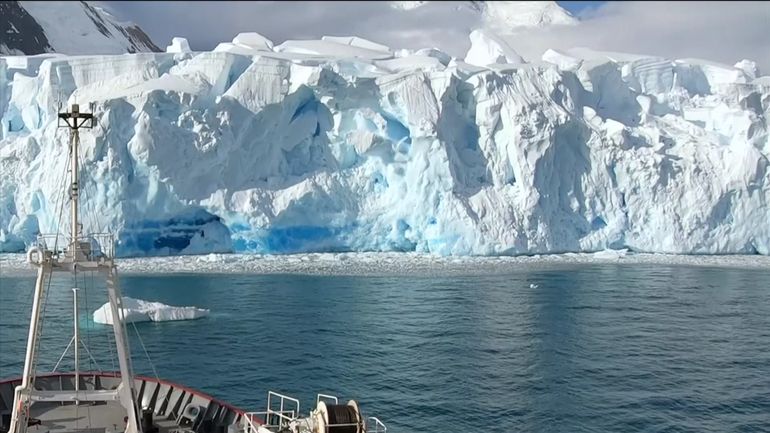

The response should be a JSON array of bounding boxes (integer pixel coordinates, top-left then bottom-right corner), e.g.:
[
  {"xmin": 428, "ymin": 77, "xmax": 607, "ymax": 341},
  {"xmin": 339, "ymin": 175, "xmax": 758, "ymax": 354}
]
[{"xmin": 0, "ymin": 265, "xmax": 769, "ymax": 433}]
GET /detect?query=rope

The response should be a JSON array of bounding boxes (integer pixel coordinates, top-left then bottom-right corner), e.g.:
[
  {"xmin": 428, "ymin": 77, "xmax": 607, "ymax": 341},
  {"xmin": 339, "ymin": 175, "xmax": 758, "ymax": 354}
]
[{"xmin": 325, "ymin": 405, "xmax": 361, "ymax": 433}]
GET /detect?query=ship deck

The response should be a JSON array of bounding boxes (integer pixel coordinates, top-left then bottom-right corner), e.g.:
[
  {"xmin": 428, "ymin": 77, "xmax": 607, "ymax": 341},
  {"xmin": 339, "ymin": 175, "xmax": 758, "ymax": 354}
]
[
  {"xmin": 28, "ymin": 401, "xmax": 155, "ymax": 433},
  {"xmin": 0, "ymin": 373, "xmax": 251, "ymax": 433}
]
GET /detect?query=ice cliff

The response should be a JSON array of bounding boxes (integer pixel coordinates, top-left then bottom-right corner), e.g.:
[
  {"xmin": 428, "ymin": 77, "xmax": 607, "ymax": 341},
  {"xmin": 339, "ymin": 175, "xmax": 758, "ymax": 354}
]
[{"xmin": 0, "ymin": 30, "xmax": 768, "ymax": 257}]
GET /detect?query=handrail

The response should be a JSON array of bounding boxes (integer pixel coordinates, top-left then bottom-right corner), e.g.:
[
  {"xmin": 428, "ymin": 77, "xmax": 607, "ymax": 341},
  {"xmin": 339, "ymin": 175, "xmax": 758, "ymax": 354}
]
[
  {"xmin": 36, "ymin": 232, "xmax": 115, "ymax": 260},
  {"xmin": 265, "ymin": 391, "xmax": 300, "ymax": 430},
  {"xmin": 316, "ymin": 393, "xmax": 338, "ymax": 405},
  {"xmin": 367, "ymin": 417, "xmax": 388, "ymax": 433},
  {"xmin": 244, "ymin": 411, "xmax": 295, "ymax": 433},
  {"xmin": 249, "ymin": 391, "xmax": 387, "ymax": 433}
]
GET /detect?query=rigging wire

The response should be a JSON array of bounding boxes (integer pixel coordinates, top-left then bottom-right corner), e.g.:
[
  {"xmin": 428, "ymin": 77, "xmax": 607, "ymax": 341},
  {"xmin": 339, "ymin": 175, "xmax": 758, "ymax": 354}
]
[
  {"xmin": 107, "ymin": 319, "xmax": 117, "ymax": 373},
  {"xmin": 0, "ymin": 123, "xmax": 73, "ymax": 431},
  {"xmin": 0, "ymin": 235, "xmax": 3, "ymax": 379},
  {"xmin": 70, "ymin": 109, "xmax": 96, "ymax": 428},
  {"xmin": 130, "ymin": 320, "xmax": 160, "ymax": 382},
  {"xmin": 80, "ymin": 108, "xmax": 103, "ymax": 433},
  {"xmin": 79, "ymin": 110, "xmax": 120, "ymax": 375},
  {"xmin": 82, "ymin": 270, "xmax": 91, "ymax": 371},
  {"xmin": 82, "ymin": 113, "xmax": 162, "ymax": 382},
  {"xmin": 77, "ymin": 138, "xmax": 104, "ymax": 237},
  {"xmin": 75, "ymin": 145, "xmax": 97, "ymax": 375},
  {"xmin": 72, "ymin": 260, "xmax": 78, "ymax": 372},
  {"xmin": 72, "ymin": 110, "xmax": 111, "ymax": 433},
  {"xmin": 31, "ymin": 133, "xmax": 72, "ymax": 383},
  {"xmin": 86, "ymin": 271, "xmax": 94, "ymax": 371},
  {"xmin": 6, "ymin": 107, "xmax": 121, "ymax": 432}
]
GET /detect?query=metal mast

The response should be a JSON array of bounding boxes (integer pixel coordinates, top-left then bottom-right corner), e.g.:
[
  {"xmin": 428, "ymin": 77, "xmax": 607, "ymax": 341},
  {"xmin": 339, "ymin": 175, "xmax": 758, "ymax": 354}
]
[
  {"xmin": 8, "ymin": 104, "xmax": 143, "ymax": 433},
  {"xmin": 58, "ymin": 103, "xmax": 92, "ymax": 255},
  {"xmin": 59, "ymin": 104, "xmax": 92, "ymax": 403}
]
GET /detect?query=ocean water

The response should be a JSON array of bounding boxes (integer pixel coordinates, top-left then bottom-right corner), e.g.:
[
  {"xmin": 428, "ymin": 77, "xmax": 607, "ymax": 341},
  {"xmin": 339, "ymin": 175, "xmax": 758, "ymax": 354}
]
[{"xmin": 1, "ymin": 264, "xmax": 769, "ymax": 433}]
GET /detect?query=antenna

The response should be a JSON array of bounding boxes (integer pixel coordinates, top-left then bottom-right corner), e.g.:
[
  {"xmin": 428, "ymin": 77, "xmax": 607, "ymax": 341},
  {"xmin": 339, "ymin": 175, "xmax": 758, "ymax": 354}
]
[{"xmin": 57, "ymin": 103, "xmax": 95, "ymax": 131}]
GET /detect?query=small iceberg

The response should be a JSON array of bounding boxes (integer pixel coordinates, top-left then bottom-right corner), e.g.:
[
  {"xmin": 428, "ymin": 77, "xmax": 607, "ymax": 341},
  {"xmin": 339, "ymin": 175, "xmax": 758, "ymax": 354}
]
[
  {"xmin": 592, "ymin": 248, "xmax": 629, "ymax": 260},
  {"xmin": 93, "ymin": 297, "xmax": 209, "ymax": 325}
]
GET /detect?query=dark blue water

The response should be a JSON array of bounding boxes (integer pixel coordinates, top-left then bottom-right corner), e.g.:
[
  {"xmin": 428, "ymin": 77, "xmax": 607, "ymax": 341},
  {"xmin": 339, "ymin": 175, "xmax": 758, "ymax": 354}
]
[{"xmin": 1, "ymin": 265, "xmax": 770, "ymax": 432}]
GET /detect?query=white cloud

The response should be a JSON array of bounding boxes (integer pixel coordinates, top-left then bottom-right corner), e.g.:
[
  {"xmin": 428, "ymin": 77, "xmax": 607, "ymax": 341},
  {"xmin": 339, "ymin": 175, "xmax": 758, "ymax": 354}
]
[
  {"xmin": 503, "ymin": 1, "xmax": 770, "ymax": 74},
  {"xmin": 100, "ymin": 1, "xmax": 769, "ymax": 74},
  {"xmin": 98, "ymin": 1, "xmax": 480, "ymax": 54}
]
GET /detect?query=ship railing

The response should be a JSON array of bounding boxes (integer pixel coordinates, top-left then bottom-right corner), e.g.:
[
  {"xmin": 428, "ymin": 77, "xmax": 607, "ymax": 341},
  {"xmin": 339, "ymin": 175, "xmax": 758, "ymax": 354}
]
[
  {"xmin": 35, "ymin": 232, "xmax": 115, "ymax": 261},
  {"xmin": 316, "ymin": 394, "xmax": 338, "ymax": 405},
  {"xmin": 243, "ymin": 410, "xmax": 297, "ymax": 433},
  {"xmin": 242, "ymin": 413, "xmax": 261, "ymax": 433},
  {"xmin": 244, "ymin": 391, "xmax": 301, "ymax": 432},
  {"xmin": 245, "ymin": 391, "xmax": 386, "ymax": 433},
  {"xmin": 367, "ymin": 417, "xmax": 388, "ymax": 433},
  {"xmin": 244, "ymin": 411, "xmax": 385, "ymax": 433}
]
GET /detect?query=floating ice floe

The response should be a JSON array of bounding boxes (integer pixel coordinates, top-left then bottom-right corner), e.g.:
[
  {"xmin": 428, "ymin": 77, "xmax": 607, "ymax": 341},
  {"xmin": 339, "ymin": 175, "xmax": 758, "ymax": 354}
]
[{"xmin": 93, "ymin": 297, "xmax": 209, "ymax": 325}]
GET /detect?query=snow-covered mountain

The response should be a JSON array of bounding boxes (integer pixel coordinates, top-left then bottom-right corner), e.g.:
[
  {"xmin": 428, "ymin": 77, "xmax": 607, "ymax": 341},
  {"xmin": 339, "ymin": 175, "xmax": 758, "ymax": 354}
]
[
  {"xmin": 0, "ymin": 27, "xmax": 767, "ymax": 257},
  {"xmin": 0, "ymin": 1, "xmax": 159, "ymax": 56},
  {"xmin": 390, "ymin": 1, "xmax": 577, "ymax": 31}
]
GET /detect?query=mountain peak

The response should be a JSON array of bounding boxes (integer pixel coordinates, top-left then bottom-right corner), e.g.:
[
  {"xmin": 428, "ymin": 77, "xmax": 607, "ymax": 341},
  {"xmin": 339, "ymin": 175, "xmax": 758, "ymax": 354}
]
[
  {"xmin": 389, "ymin": 1, "xmax": 576, "ymax": 31},
  {"xmin": 482, "ymin": 1, "xmax": 577, "ymax": 32},
  {"xmin": 0, "ymin": 1, "xmax": 159, "ymax": 56}
]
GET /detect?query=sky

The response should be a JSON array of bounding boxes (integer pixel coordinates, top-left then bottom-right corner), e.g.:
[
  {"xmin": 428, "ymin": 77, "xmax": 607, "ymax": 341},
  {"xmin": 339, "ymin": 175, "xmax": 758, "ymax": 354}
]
[
  {"xmin": 100, "ymin": 1, "xmax": 769, "ymax": 73},
  {"xmin": 558, "ymin": 1, "xmax": 606, "ymax": 14}
]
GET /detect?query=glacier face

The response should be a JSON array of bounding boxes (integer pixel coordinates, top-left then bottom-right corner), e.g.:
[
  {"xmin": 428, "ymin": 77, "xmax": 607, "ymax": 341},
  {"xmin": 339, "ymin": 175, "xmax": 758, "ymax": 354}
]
[{"xmin": 0, "ymin": 33, "xmax": 768, "ymax": 257}]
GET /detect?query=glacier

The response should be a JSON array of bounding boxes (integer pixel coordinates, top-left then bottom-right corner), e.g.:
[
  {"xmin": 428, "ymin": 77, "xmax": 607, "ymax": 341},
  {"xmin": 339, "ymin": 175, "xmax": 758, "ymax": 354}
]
[{"xmin": 0, "ymin": 31, "xmax": 768, "ymax": 257}]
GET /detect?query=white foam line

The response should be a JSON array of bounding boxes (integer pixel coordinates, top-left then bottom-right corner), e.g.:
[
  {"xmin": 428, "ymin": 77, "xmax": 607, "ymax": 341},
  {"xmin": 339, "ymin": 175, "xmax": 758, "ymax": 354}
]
[{"xmin": 1, "ymin": 251, "xmax": 769, "ymax": 277}]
